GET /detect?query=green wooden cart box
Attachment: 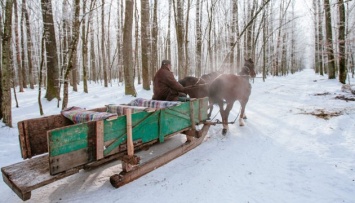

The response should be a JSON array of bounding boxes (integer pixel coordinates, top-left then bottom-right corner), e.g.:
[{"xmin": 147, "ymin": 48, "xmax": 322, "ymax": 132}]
[{"xmin": 2, "ymin": 97, "xmax": 211, "ymax": 201}]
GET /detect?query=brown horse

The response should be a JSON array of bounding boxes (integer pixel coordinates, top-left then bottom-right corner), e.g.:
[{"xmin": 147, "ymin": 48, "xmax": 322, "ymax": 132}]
[
  {"xmin": 208, "ymin": 58, "xmax": 256, "ymax": 135},
  {"xmin": 178, "ymin": 76, "xmax": 209, "ymax": 98},
  {"xmin": 179, "ymin": 72, "xmax": 221, "ymax": 99}
]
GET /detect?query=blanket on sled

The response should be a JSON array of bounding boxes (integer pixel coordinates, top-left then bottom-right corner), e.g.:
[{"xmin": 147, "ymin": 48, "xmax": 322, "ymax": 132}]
[
  {"xmin": 106, "ymin": 98, "xmax": 180, "ymax": 115},
  {"xmin": 61, "ymin": 106, "xmax": 117, "ymax": 123},
  {"xmin": 62, "ymin": 98, "xmax": 181, "ymax": 123},
  {"xmin": 128, "ymin": 98, "xmax": 181, "ymax": 108}
]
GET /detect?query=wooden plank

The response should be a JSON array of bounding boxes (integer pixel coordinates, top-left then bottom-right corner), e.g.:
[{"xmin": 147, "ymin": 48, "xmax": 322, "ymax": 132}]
[
  {"xmin": 48, "ymin": 124, "xmax": 89, "ymax": 156},
  {"xmin": 18, "ymin": 121, "xmax": 30, "ymax": 159},
  {"xmin": 190, "ymin": 100, "xmax": 196, "ymax": 131},
  {"xmin": 2, "ymin": 171, "xmax": 31, "ymax": 201},
  {"xmin": 49, "ymin": 148, "xmax": 89, "ymax": 175},
  {"xmin": 1, "ymin": 155, "xmax": 79, "ymax": 201},
  {"xmin": 125, "ymin": 109, "xmax": 134, "ymax": 156},
  {"xmin": 104, "ymin": 111, "xmax": 160, "ymax": 156},
  {"xmin": 159, "ymin": 110, "xmax": 164, "ymax": 142},
  {"xmin": 48, "ymin": 121, "xmax": 96, "ymax": 175},
  {"xmin": 96, "ymin": 120, "xmax": 104, "ymax": 160},
  {"xmin": 18, "ymin": 115, "xmax": 74, "ymax": 159},
  {"xmin": 110, "ymin": 123, "xmax": 212, "ymax": 188}
]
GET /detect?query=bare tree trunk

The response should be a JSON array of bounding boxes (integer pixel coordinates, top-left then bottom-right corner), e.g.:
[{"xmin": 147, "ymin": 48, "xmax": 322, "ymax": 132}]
[
  {"xmin": 101, "ymin": 0, "xmax": 108, "ymax": 87},
  {"xmin": 0, "ymin": 9, "xmax": 3, "ymax": 119},
  {"xmin": 22, "ymin": 0, "xmax": 34, "ymax": 89},
  {"xmin": 14, "ymin": 0, "xmax": 24, "ymax": 92},
  {"xmin": 150, "ymin": 0, "xmax": 158, "ymax": 80},
  {"xmin": 20, "ymin": 5, "xmax": 27, "ymax": 89},
  {"xmin": 135, "ymin": 2, "xmax": 141, "ymax": 84},
  {"xmin": 195, "ymin": 0, "xmax": 202, "ymax": 76},
  {"xmin": 71, "ymin": 46, "xmax": 78, "ymax": 92},
  {"xmin": 229, "ymin": 0, "xmax": 238, "ymax": 73},
  {"xmin": 62, "ymin": 0, "xmax": 81, "ymax": 109},
  {"xmin": 185, "ymin": 0, "xmax": 191, "ymax": 75},
  {"xmin": 38, "ymin": 32, "xmax": 46, "ymax": 116},
  {"xmin": 123, "ymin": 0, "xmax": 136, "ymax": 96},
  {"xmin": 118, "ymin": 2, "xmax": 124, "ymax": 82},
  {"xmin": 42, "ymin": 0, "xmax": 60, "ymax": 101},
  {"xmin": 81, "ymin": 0, "xmax": 92, "ymax": 93},
  {"xmin": 262, "ymin": 4, "xmax": 267, "ymax": 81},
  {"xmin": 90, "ymin": 24, "xmax": 97, "ymax": 83},
  {"xmin": 290, "ymin": 1, "xmax": 296, "ymax": 73},
  {"xmin": 1, "ymin": 0, "xmax": 14, "ymax": 127},
  {"xmin": 245, "ymin": 0, "xmax": 257, "ymax": 59},
  {"xmin": 313, "ymin": 0, "xmax": 319, "ymax": 73},
  {"xmin": 116, "ymin": 1, "xmax": 122, "ymax": 83},
  {"xmin": 338, "ymin": 0, "xmax": 346, "ymax": 84},
  {"xmin": 141, "ymin": 0, "xmax": 151, "ymax": 90},
  {"xmin": 173, "ymin": 0, "xmax": 186, "ymax": 79},
  {"xmin": 317, "ymin": 0, "xmax": 324, "ymax": 75},
  {"xmin": 107, "ymin": 1, "xmax": 112, "ymax": 85},
  {"xmin": 324, "ymin": 0, "xmax": 336, "ymax": 79},
  {"xmin": 206, "ymin": 0, "xmax": 214, "ymax": 73}
]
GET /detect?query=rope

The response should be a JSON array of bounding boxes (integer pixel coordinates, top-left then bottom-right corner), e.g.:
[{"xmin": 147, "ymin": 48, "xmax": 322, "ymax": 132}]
[{"xmin": 211, "ymin": 106, "xmax": 241, "ymax": 124}]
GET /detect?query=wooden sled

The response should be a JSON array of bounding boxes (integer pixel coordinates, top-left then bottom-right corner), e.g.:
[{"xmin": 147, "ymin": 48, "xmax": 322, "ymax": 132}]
[{"xmin": 1, "ymin": 98, "xmax": 211, "ymax": 201}]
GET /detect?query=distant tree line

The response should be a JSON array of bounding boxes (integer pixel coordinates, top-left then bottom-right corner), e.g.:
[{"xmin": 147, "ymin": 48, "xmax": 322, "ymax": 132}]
[{"xmin": 1, "ymin": 0, "xmax": 354, "ymax": 127}]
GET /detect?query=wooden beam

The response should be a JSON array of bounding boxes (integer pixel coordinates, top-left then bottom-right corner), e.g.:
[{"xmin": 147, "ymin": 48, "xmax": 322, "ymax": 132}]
[
  {"xmin": 125, "ymin": 108, "xmax": 133, "ymax": 156},
  {"xmin": 110, "ymin": 123, "xmax": 211, "ymax": 188},
  {"xmin": 96, "ymin": 120, "xmax": 104, "ymax": 160}
]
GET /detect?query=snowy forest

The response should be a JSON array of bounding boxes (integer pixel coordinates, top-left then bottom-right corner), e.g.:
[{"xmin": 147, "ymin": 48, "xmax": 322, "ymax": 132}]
[{"xmin": 0, "ymin": 0, "xmax": 355, "ymax": 127}]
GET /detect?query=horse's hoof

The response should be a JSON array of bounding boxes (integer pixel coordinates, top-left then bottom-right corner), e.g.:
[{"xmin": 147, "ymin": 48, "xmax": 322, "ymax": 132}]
[{"xmin": 222, "ymin": 129, "xmax": 227, "ymax": 135}]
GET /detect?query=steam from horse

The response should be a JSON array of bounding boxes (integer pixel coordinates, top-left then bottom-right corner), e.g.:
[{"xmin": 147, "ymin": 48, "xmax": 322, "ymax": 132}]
[{"xmin": 180, "ymin": 58, "xmax": 256, "ymax": 135}]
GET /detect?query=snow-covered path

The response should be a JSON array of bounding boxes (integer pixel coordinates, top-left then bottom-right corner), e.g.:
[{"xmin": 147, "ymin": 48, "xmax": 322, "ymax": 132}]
[{"xmin": 1, "ymin": 69, "xmax": 354, "ymax": 203}]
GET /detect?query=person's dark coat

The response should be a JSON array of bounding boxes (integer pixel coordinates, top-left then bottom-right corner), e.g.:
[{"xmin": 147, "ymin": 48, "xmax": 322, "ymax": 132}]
[{"xmin": 152, "ymin": 66, "xmax": 185, "ymax": 101}]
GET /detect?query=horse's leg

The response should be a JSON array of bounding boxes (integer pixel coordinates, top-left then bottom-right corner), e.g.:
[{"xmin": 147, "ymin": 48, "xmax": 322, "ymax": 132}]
[
  {"xmin": 221, "ymin": 102, "xmax": 234, "ymax": 135},
  {"xmin": 207, "ymin": 98, "xmax": 214, "ymax": 119},
  {"xmin": 239, "ymin": 100, "xmax": 247, "ymax": 126},
  {"xmin": 218, "ymin": 101, "xmax": 228, "ymax": 135}
]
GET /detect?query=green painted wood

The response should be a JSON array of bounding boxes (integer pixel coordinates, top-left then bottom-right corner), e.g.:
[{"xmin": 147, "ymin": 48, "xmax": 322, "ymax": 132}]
[
  {"xmin": 103, "ymin": 115, "xmax": 126, "ymax": 142},
  {"xmin": 103, "ymin": 111, "xmax": 160, "ymax": 156},
  {"xmin": 159, "ymin": 110, "xmax": 165, "ymax": 142},
  {"xmin": 47, "ymin": 98, "xmax": 209, "ymax": 175},
  {"xmin": 48, "ymin": 124, "xmax": 90, "ymax": 157}
]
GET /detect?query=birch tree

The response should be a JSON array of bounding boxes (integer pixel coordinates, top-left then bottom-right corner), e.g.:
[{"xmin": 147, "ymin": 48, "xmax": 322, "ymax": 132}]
[
  {"xmin": 62, "ymin": 0, "xmax": 81, "ymax": 109},
  {"xmin": 141, "ymin": 0, "xmax": 151, "ymax": 90},
  {"xmin": 123, "ymin": 0, "xmax": 136, "ymax": 96},
  {"xmin": 151, "ymin": 0, "xmax": 158, "ymax": 79},
  {"xmin": 195, "ymin": 0, "xmax": 202, "ymax": 76},
  {"xmin": 42, "ymin": 0, "xmax": 60, "ymax": 101},
  {"xmin": 173, "ymin": 0, "xmax": 186, "ymax": 79},
  {"xmin": 101, "ymin": 0, "xmax": 108, "ymax": 87},
  {"xmin": 324, "ymin": 0, "xmax": 336, "ymax": 79},
  {"xmin": 14, "ymin": 0, "xmax": 24, "ymax": 92},
  {"xmin": 338, "ymin": 0, "xmax": 346, "ymax": 83},
  {"xmin": 1, "ymin": 0, "xmax": 14, "ymax": 127},
  {"xmin": 22, "ymin": 0, "xmax": 35, "ymax": 89}
]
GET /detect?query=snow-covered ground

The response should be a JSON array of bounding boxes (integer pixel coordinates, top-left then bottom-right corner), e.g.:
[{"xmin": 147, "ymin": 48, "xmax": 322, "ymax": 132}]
[{"xmin": 1, "ymin": 69, "xmax": 354, "ymax": 203}]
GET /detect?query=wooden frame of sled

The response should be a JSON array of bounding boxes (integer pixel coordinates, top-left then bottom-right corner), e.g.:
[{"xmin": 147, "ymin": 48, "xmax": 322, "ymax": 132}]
[{"xmin": 1, "ymin": 98, "xmax": 212, "ymax": 201}]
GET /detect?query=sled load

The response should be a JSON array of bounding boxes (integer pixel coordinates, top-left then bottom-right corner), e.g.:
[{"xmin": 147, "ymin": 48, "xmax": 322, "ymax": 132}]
[{"xmin": 1, "ymin": 97, "xmax": 212, "ymax": 201}]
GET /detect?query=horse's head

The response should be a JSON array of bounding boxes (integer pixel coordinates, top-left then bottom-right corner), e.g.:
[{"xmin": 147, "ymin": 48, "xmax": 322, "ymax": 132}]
[{"xmin": 243, "ymin": 58, "xmax": 256, "ymax": 78}]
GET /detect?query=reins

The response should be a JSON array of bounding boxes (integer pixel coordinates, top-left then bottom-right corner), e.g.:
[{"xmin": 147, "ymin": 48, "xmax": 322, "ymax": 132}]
[{"xmin": 212, "ymin": 106, "xmax": 241, "ymax": 124}]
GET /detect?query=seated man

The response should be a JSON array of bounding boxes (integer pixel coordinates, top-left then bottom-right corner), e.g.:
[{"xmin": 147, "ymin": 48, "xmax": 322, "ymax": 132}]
[{"xmin": 152, "ymin": 60, "xmax": 187, "ymax": 101}]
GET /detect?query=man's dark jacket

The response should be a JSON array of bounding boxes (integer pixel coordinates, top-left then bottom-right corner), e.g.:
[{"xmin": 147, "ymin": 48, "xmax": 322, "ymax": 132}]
[{"xmin": 152, "ymin": 66, "xmax": 185, "ymax": 101}]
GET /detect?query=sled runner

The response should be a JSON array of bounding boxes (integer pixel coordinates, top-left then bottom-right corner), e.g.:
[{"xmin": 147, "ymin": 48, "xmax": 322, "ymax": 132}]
[{"xmin": 1, "ymin": 97, "xmax": 212, "ymax": 201}]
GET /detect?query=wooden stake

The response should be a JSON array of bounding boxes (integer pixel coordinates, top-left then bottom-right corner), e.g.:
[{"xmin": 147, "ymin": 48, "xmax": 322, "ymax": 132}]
[
  {"xmin": 122, "ymin": 108, "xmax": 134, "ymax": 172},
  {"xmin": 96, "ymin": 120, "xmax": 104, "ymax": 160},
  {"xmin": 125, "ymin": 108, "xmax": 133, "ymax": 156}
]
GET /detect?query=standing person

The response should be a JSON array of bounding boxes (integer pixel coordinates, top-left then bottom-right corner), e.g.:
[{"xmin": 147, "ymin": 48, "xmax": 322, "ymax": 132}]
[{"xmin": 152, "ymin": 60, "xmax": 187, "ymax": 101}]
